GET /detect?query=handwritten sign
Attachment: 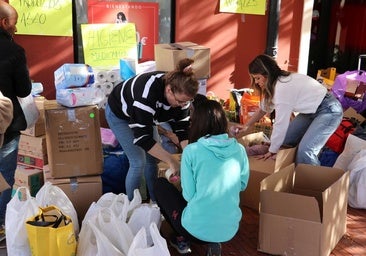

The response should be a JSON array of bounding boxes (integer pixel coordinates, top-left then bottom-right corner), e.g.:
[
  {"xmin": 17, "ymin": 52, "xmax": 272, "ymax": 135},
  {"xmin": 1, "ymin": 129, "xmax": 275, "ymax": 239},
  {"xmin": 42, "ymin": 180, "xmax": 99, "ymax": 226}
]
[
  {"xmin": 81, "ymin": 23, "xmax": 137, "ymax": 68},
  {"xmin": 10, "ymin": 0, "xmax": 72, "ymax": 36},
  {"xmin": 219, "ymin": 0, "xmax": 266, "ymax": 15}
]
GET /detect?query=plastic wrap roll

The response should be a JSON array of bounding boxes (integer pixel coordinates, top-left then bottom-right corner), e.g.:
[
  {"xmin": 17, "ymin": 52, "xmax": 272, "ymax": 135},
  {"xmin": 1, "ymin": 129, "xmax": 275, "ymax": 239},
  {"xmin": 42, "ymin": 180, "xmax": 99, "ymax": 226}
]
[
  {"xmin": 101, "ymin": 82, "xmax": 113, "ymax": 95},
  {"xmin": 96, "ymin": 70, "xmax": 108, "ymax": 83},
  {"xmin": 107, "ymin": 70, "xmax": 120, "ymax": 83}
]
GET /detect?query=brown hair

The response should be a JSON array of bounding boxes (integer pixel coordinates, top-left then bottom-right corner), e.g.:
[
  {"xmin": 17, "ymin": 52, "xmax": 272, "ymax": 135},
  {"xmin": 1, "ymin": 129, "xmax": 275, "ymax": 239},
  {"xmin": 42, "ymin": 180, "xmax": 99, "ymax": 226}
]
[
  {"xmin": 248, "ymin": 54, "xmax": 290, "ymax": 110},
  {"xmin": 164, "ymin": 58, "xmax": 199, "ymax": 98},
  {"xmin": 189, "ymin": 99, "xmax": 228, "ymax": 143}
]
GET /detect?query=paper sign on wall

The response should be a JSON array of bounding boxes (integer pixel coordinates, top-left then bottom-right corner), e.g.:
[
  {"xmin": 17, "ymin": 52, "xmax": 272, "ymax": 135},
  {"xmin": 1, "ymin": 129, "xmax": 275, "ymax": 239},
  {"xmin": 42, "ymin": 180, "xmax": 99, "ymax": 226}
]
[
  {"xmin": 10, "ymin": 0, "xmax": 73, "ymax": 36},
  {"xmin": 81, "ymin": 23, "xmax": 137, "ymax": 68},
  {"xmin": 219, "ymin": 0, "xmax": 266, "ymax": 15}
]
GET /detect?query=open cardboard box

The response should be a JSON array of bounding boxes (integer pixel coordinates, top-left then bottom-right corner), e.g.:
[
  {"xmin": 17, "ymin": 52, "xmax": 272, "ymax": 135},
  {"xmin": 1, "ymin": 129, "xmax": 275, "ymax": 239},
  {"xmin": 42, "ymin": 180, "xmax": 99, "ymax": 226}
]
[
  {"xmin": 239, "ymin": 147, "xmax": 297, "ymax": 211},
  {"xmin": 258, "ymin": 163, "xmax": 349, "ymax": 256}
]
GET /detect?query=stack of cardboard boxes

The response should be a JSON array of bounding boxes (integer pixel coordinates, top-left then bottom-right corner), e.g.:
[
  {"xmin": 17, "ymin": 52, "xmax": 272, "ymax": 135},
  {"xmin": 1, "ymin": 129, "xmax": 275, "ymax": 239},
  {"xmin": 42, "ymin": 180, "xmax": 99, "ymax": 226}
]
[
  {"xmin": 43, "ymin": 100, "xmax": 103, "ymax": 223},
  {"xmin": 14, "ymin": 96, "xmax": 46, "ymax": 197},
  {"xmin": 14, "ymin": 96, "xmax": 104, "ymax": 224}
]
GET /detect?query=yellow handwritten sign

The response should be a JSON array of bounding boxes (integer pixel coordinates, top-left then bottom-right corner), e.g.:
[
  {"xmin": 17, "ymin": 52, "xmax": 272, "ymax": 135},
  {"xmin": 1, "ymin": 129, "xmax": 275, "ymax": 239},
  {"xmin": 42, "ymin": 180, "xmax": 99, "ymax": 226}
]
[
  {"xmin": 10, "ymin": 0, "xmax": 72, "ymax": 36},
  {"xmin": 219, "ymin": 0, "xmax": 266, "ymax": 15},
  {"xmin": 81, "ymin": 23, "xmax": 137, "ymax": 68}
]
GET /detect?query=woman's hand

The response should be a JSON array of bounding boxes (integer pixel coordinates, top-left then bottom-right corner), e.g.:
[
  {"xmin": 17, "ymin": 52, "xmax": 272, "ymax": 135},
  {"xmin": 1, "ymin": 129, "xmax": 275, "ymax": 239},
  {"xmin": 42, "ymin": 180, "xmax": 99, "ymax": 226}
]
[
  {"xmin": 229, "ymin": 123, "xmax": 249, "ymax": 137},
  {"xmin": 256, "ymin": 151, "xmax": 277, "ymax": 160}
]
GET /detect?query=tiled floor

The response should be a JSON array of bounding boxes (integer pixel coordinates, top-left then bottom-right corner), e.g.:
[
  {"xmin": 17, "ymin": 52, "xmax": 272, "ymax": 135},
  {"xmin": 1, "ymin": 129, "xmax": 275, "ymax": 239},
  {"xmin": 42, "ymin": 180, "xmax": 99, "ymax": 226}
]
[{"xmin": 167, "ymin": 206, "xmax": 366, "ymax": 256}]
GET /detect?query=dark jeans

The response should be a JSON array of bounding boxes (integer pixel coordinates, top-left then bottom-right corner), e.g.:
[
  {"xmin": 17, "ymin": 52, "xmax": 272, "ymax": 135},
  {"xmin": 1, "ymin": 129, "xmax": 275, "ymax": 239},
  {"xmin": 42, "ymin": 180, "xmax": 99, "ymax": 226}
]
[{"xmin": 154, "ymin": 177, "xmax": 205, "ymax": 244}]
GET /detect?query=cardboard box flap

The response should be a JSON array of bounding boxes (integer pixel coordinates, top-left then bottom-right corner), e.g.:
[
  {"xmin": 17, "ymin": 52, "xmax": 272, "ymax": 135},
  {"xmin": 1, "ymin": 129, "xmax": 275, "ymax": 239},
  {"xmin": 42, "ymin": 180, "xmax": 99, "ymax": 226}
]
[
  {"xmin": 261, "ymin": 190, "xmax": 321, "ymax": 222},
  {"xmin": 343, "ymin": 107, "xmax": 366, "ymax": 122},
  {"xmin": 170, "ymin": 42, "xmax": 198, "ymax": 49},
  {"xmin": 0, "ymin": 173, "xmax": 10, "ymax": 193},
  {"xmin": 260, "ymin": 163, "xmax": 295, "ymax": 192},
  {"xmin": 294, "ymin": 164, "xmax": 345, "ymax": 192},
  {"xmin": 250, "ymin": 147, "xmax": 296, "ymax": 174}
]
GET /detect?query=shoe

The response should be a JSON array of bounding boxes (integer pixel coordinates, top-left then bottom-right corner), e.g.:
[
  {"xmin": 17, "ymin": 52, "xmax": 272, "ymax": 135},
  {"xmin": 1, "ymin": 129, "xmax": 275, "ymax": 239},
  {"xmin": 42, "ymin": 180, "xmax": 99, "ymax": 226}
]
[
  {"xmin": 169, "ymin": 236, "xmax": 191, "ymax": 254},
  {"xmin": 206, "ymin": 242, "xmax": 221, "ymax": 256}
]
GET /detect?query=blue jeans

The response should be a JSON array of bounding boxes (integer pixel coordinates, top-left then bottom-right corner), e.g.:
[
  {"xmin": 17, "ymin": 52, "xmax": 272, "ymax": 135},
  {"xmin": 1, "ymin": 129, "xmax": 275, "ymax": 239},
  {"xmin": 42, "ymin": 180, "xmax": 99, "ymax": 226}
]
[
  {"xmin": 105, "ymin": 104, "xmax": 158, "ymax": 202},
  {"xmin": 282, "ymin": 93, "xmax": 343, "ymax": 165},
  {"xmin": 0, "ymin": 135, "xmax": 20, "ymax": 226}
]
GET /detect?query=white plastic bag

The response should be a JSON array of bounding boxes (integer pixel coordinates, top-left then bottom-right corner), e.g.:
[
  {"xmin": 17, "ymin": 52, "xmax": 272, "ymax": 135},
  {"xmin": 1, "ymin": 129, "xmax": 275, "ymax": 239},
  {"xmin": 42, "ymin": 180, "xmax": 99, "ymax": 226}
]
[
  {"xmin": 93, "ymin": 207, "xmax": 134, "ymax": 255},
  {"xmin": 127, "ymin": 222, "xmax": 170, "ymax": 256},
  {"xmin": 348, "ymin": 149, "xmax": 366, "ymax": 209},
  {"xmin": 77, "ymin": 220, "xmax": 124, "ymax": 256},
  {"xmin": 127, "ymin": 203, "xmax": 162, "ymax": 246},
  {"xmin": 17, "ymin": 93, "xmax": 40, "ymax": 129},
  {"xmin": 5, "ymin": 186, "xmax": 39, "ymax": 256},
  {"xmin": 35, "ymin": 182, "xmax": 79, "ymax": 235}
]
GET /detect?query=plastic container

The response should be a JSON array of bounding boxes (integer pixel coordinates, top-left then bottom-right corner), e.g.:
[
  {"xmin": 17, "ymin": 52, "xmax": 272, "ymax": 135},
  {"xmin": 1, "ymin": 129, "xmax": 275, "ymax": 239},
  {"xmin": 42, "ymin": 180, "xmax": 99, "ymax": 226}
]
[{"xmin": 240, "ymin": 93, "xmax": 260, "ymax": 124}]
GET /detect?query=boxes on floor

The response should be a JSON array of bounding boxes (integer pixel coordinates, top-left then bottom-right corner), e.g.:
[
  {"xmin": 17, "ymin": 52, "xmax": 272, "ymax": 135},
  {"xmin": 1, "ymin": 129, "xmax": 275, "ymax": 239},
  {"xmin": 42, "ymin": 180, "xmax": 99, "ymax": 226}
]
[
  {"xmin": 154, "ymin": 42, "xmax": 210, "ymax": 79},
  {"xmin": 258, "ymin": 163, "xmax": 349, "ymax": 256},
  {"xmin": 44, "ymin": 100, "xmax": 103, "ymax": 178},
  {"xmin": 44, "ymin": 166, "xmax": 102, "ymax": 224},
  {"xmin": 239, "ymin": 147, "xmax": 297, "ymax": 211}
]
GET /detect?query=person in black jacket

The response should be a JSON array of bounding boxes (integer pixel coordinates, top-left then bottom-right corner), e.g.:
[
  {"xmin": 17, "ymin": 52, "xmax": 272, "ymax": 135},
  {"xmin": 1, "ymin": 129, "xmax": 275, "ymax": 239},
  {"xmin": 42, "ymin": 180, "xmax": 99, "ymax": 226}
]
[
  {"xmin": 0, "ymin": 0, "xmax": 32, "ymax": 237},
  {"xmin": 106, "ymin": 58, "xmax": 199, "ymax": 203}
]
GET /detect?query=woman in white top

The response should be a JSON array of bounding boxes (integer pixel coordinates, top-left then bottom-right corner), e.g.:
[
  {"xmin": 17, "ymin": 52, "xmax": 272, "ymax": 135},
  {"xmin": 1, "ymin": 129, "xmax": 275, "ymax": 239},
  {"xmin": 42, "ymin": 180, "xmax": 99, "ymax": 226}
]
[{"xmin": 234, "ymin": 54, "xmax": 343, "ymax": 165}]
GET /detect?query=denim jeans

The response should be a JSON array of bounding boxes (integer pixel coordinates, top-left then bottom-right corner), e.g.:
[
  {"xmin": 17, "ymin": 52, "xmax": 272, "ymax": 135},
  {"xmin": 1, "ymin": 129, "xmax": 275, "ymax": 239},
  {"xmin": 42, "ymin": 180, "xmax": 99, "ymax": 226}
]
[
  {"xmin": 105, "ymin": 104, "xmax": 158, "ymax": 202},
  {"xmin": 282, "ymin": 92, "xmax": 343, "ymax": 165},
  {"xmin": 0, "ymin": 135, "xmax": 20, "ymax": 226}
]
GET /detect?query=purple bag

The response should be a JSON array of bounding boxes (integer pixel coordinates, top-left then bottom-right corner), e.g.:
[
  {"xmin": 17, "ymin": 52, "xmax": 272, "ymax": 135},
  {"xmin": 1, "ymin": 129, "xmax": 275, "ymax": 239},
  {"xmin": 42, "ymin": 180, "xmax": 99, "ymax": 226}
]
[{"xmin": 331, "ymin": 70, "xmax": 366, "ymax": 113}]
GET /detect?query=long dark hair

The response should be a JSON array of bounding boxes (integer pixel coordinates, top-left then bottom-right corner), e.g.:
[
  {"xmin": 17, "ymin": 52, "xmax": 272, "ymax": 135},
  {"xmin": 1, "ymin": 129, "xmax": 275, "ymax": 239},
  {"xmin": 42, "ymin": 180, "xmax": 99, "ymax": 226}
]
[
  {"xmin": 189, "ymin": 99, "xmax": 228, "ymax": 143},
  {"xmin": 164, "ymin": 58, "xmax": 199, "ymax": 98},
  {"xmin": 248, "ymin": 54, "xmax": 290, "ymax": 110}
]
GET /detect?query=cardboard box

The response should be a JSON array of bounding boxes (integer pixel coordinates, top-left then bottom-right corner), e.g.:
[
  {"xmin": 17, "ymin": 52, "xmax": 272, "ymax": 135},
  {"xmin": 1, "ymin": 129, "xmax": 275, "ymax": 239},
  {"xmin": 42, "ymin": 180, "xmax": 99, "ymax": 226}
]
[
  {"xmin": 18, "ymin": 134, "xmax": 47, "ymax": 161},
  {"xmin": 44, "ymin": 166, "xmax": 102, "ymax": 224},
  {"xmin": 258, "ymin": 163, "xmax": 349, "ymax": 256},
  {"xmin": 44, "ymin": 100, "xmax": 103, "ymax": 178},
  {"xmin": 17, "ymin": 154, "xmax": 46, "ymax": 169},
  {"xmin": 239, "ymin": 147, "xmax": 297, "ymax": 211},
  {"xmin": 154, "ymin": 42, "xmax": 210, "ymax": 79},
  {"xmin": 13, "ymin": 165, "xmax": 44, "ymax": 196},
  {"xmin": 0, "ymin": 173, "xmax": 10, "ymax": 193}
]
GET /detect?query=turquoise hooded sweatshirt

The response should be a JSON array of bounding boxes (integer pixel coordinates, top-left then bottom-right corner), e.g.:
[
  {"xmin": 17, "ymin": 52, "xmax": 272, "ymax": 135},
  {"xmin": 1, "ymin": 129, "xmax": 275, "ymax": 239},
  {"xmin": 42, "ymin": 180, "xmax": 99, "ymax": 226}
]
[{"xmin": 181, "ymin": 133, "xmax": 249, "ymax": 242}]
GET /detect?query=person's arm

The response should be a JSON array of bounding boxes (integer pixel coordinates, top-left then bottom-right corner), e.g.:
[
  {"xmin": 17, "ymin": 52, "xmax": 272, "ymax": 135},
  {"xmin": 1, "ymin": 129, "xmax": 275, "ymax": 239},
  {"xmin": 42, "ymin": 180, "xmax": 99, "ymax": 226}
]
[
  {"xmin": 229, "ymin": 108, "xmax": 267, "ymax": 137},
  {"xmin": 148, "ymin": 143, "xmax": 181, "ymax": 175}
]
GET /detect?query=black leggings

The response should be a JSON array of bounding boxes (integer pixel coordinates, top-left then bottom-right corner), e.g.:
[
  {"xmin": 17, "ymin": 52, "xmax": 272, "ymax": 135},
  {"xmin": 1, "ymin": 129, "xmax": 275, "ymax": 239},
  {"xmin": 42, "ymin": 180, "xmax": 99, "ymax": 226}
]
[{"xmin": 154, "ymin": 177, "xmax": 205, "ymax": 243}]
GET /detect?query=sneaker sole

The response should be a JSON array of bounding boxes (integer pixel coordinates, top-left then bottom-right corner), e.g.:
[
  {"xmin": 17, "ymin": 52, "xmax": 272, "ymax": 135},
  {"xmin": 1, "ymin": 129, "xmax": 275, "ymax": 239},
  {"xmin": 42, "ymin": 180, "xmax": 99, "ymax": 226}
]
[{"xmin": 169, "ymin": 241, "xmax": 192, "ymax": 254}]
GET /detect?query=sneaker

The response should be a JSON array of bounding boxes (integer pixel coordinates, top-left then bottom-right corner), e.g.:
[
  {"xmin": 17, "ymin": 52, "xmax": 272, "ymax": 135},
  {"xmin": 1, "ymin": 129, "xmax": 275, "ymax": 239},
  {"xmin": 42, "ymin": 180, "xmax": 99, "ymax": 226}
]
[
  {"xmin": 206, "ymin": 242, "xmax": 221, "ymax": 256},
  {"xmin": 169, "ymin": 236, "xmax": 191, "ymax": 254}
]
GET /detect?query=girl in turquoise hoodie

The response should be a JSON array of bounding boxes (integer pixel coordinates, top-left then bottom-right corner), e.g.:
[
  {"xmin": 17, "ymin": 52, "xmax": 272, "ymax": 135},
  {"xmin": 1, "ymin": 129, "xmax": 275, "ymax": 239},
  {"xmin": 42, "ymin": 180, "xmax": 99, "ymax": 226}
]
[{"xmin": 154, "ymin": 99, "xmax": 250, "ymax": 256}]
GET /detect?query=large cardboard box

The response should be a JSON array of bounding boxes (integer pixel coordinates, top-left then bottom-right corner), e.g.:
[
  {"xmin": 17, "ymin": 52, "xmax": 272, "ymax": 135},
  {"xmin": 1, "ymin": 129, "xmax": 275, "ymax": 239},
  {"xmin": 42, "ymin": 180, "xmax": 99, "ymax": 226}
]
[
  {"xmin": 44, "ymin": 166, "xmax": 102, "ymax": 225},
  {"xmin": 240, "ymin": 147, "xmax": 296, "ymax": 211},
  {"xmin": 258, "ymin": 163, "xmax": 349, "ymax": 256},
  {"xmin": 44, "ymin": 100, "xmax": 103, "ymax": 178},
  {"xmin": 154, "ymin": 42, "xmax": 210, "ymax": 79}
]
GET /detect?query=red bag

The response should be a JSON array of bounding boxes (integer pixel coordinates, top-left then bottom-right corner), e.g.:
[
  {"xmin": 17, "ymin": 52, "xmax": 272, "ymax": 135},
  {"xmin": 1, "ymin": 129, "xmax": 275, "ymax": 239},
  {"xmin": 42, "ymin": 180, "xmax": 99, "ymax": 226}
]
[{"xmin": 325, "ymin": 118, "xmax": 357, "ymax": 153}]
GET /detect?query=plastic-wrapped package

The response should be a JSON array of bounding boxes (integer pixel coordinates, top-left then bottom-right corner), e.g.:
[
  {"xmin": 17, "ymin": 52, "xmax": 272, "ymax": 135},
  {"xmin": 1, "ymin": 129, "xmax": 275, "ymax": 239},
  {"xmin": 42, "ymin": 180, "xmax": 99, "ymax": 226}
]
[{"xmin": 56, "ymin": 86, "xmax": 104, "ymax": 107}]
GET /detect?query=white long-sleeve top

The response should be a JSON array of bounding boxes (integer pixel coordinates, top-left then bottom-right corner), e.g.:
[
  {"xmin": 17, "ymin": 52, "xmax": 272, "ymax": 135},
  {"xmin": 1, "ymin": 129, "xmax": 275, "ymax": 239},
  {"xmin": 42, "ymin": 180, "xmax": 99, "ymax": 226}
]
[{"xmin": 264, "ymin": 73, "xmax": 327, "ymax": 153}]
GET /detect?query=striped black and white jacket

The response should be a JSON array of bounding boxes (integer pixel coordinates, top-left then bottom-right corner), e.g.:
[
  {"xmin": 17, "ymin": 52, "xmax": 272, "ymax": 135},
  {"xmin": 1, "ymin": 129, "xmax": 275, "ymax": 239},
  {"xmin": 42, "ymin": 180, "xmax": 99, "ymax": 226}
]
[{"xmin": 108, "ymin": 71, "xmax": 190, "ymax": 151}]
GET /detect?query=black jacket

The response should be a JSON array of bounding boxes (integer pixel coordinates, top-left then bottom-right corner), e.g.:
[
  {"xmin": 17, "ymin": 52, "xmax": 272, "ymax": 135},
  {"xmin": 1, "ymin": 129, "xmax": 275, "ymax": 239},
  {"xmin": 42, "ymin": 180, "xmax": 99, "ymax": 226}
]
[{"xmin": 0, "ymin": 28, "xmax": 32, "ymax": 145}]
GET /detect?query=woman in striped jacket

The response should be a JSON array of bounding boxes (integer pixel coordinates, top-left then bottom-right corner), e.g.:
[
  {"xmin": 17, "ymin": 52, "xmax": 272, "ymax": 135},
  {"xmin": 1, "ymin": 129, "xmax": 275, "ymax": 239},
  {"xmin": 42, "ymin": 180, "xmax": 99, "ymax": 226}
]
[{"xmin": 106, "ymin": 58, "xmax": 199, "ymax": 202}]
